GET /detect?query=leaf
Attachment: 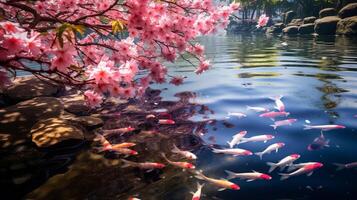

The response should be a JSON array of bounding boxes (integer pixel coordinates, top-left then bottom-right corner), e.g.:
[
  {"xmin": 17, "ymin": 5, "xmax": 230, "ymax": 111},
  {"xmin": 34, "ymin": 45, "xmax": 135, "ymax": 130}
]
[{"xmin": 111, "ymin": 20, "xmax": 125, "ymax": 34}]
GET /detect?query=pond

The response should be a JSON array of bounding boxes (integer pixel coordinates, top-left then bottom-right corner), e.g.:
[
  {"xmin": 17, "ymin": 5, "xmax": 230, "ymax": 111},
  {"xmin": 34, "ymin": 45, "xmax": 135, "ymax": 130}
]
[{"xmin": 14, "ymin": 34, "xmax": 357, "ymax": 199}]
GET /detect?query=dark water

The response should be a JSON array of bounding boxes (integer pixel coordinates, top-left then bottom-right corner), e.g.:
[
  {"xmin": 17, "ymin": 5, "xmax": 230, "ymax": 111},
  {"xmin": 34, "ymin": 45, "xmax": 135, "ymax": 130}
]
[{"xmin": 13, "ymin": 34, "xmax": 357, "ymax": 200}]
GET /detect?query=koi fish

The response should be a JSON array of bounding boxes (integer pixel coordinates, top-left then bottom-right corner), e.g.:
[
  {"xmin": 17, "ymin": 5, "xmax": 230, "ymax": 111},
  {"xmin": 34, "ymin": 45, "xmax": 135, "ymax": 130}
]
[
  {"xmin": 112, "ymin": 147, "xmax": 138, "ymax": 156},
  {"xmin": 303, "ymin": 124, "xmax": 345, "ymax": 131},
  {"xmin": 247, "ymin": 106, "xmax": 269, "ymax": 112},
  {"xmin": 240, "ymin": 134, "xmax": 274, "ymax": 144},
  {"xmin": 255, "ymin": 143, "xmax": 285, "ymax": 160},
  {"xmin": 259, "ymin": 111, "xmax": 290, "ymax": 121},
  {"xmin": 270, "ymin": 119, "xmax": 297, "ymax": 130},
  {"xmin": 333, "ymin": 162, "xmax": 357, "ymax": 171},
  {"xmin": 172, "ymin": 144, "xmax": 197, "ymax": 160},
  {"xmin": 228, "ymin": 112, "xmax": 247, "ymax": 119},
  {"xmin": 287, "ymin": 162, "xmax": 322, "ymax": 171},
  {"xmin": 212, "ymin": 147, "xmax": 253, "ymax": 156},
  {"xmin": 227, "ymin": 131, "xmax": 247, "ymax": 148},
  {"xmin": 225, "ymin": 170, "xmax": 272, "ymax": 181},
  {"xmin": 307, "ymin": 133, "xmax": 329, "ymax": 151},
  {"xmin": 121, "ymin": 159, "xmax": 165, "ymax": 171},
  {"xmin": 266, "ymin": 154, "xmax": 300, "ymax": 173},
  {"xmin": 102, "ymin": 126, "xmax": 135, "ymax": 137},
  {"xmin": 194, "ymin": 171, "xmax": 240, "ymax": 191},
  {"xmin": 279, "ymin": 162, "xmax": 323, "ymax": 180},
  {"xmin": 268, "ymin": 95, "xmax": 285, "ymax": 112},
  {"xmin": 112, "ymin": 142, "xmax": 136, "ymax": 149},
  {"xmin": 191, "ymin": 182, "xmax": 205, "ymax": 200},
  {"xmin": 158, "ymin": 119, "xmax": 175, "ymax": 125},
  {"xmin": 161, "ymin": 153, "xmax": 195, "ymax": 170}
]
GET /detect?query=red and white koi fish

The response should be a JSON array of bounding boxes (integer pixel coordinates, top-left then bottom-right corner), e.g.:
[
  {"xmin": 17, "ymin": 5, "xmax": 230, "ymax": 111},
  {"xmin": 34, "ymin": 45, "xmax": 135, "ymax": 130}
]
[
  {"xmin": 191, "ymin": 182, "xmax": 205, "ymax": 200},
  {"xmin": 172, "ymin": 144, "xmax": 197, "ymax": 160},
  {"xmin": 287, "ymin": 162, "xmax": 321, "ymax": 171},
  {"xmin": 247, "ymin": 106, "xmax": 269, "ymax": 112},
  {"xmin": 270, "ymin": 119, "xmax": 297, "ymax": 130},
  {"xmin": 227, "ymin": 131, "xmax": 247, "ymax": 148},
  {"xmin": 212, "ymin": 147, "xmax": 253, "ymax": 156},
  {"xmin": 102, "ymin": 126, "xmax": 135, "ymax": 136},
  {"xmin": 279, "ymin": 162, "xmax": 323, "ymax": 180},
  {"xmin": 112, "ymin": 142, "xmax": 136, "ymax": 149},
  {"xmin": 266, "ymin": 154, "xmax": 300, "ymax": 173},
  {"xmin": 255, "ymin": 143, "xmax": 285, "ymax": 160},
  {"xmin": 225, "ymin": 170, "xmax": 272, "ymax": 181},
  {"xmin": 158, "ymin": 119, "xmax": 175, "ymax": 125},
  {"xmin": 161, "ymin": 153, "xmax": 195, "ymax": 169},
  {"xmin": 195, "ymin": 171, "xmax": 240, "ymax": 191},
  {"xmin": 268, "ymin": 95, "xmax": 285, "ymax": 112},
  {"xmin": 240, "ymin": 134, "xmax": 275, "ymax": 144},
  {"xmin": 112, "ymin": 147, "xmax": 138, "ymax": 156},
  {"xmin": 228, "ymin": 112, "xmax": 247, "ymax": 119},
  {"xmin": 94, "ymin": 133, "xmax": 112, "ymax": 149},
  {"xmin": 333, "ymin": 162, "xmax": 357, "ymax": 171},
  {"xmin": 121, "ymin": 159, "xmax": 165, "ymax": 171},
  {"xmin": 259, "ymin": 111, "xmax": 290, "ymax": 120},
  {"xmin": 94, "ymin": 134, "xmax": 138, "ymax": 155},
  {"xmin": 303, "ymin": 124, "xmax": 345, "ymax": 131}
]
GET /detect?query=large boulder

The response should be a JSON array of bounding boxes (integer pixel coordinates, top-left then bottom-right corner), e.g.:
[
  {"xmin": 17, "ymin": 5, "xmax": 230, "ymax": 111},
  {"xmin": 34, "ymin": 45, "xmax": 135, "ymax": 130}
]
[
  {"xmin": 319, "ymin": 8, "xmax": 337, "ymax": 18},
  {"xmin": 31, "ymin": 118, "xmax": 84, "ymax": 148},
  {"xmin": 284, "ymin": 11, "xmax": 296, "ymax": 24},
  {"xmin": 60, "ymin": 92, "xmax": 91, "ymax": 116},
  {"xmin": 298, "ymin": 23, "xmax": 315, "ymax": 34},
  {"xmin": 303, "ymin": 16, "xmax": 317, "ymax": 24},
  {"xmin": 287, "ymin": 18, "xmax": 303, "ymax": 27},
  {"xmin": 283, "ymin": 26, "xmax": 299, "ymax": 34},
  {"xmin": 337, "ymin": 16, "xmax": 357, "ymax": 35},
  {"xmin": 3, "ymin": 76, "xmax": 62, "ymax": 102},
  {"xmin": 339, "ymin": 3, "xmax": 357, "ymax": 19},
  {"xmin": 314, "ymin": 16, "xmax": 341, "ymax": 35}
]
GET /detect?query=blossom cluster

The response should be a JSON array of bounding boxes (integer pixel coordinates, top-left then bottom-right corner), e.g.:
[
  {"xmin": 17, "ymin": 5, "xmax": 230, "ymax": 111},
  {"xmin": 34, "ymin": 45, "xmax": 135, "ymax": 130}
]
[{"xmin": 0, "ymin": 0, "xmax": 240, "ymax": 107}]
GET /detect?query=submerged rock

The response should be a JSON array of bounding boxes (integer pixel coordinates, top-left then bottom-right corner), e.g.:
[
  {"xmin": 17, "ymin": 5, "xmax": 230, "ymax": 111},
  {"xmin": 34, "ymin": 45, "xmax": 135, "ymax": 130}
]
[
  {"xmin": 303, "ymin": 16, "xmax": 317, "ymax": 24},
  {"xmin": 31, "ymin": 118, "xmax": 84, "ymax": 148},
  {"xmin": 339, "ymin": 3, "xmax": 357, "ymax": 19},
  {"xmin": 284, "ymin": 11, "xmax": 295, "ymax": 24},
  {"xmin": 315, "ymin": 16, "xmax": 341, "ymax": 35},
  {"xmin": 3, "ymin": 76, "xmax": 62, "ymax": 102},
  {"xmin": 298, "ymin": 23, "xmax": 315, "ymax": 34},
  {"xmin": 337, "ymin": 16, "xmax": 357, "ymax": 35},
  {"xmin": 283, "ymin": 26, "xmax": 299, "ymax": 34},
  {"xmin": 60, "ymin": 92, "xmax": 91, "ymax": 116},
  {"xmin": 288, "ymin": 18, "xmax": 303, "ymax": 26},
  {"xmin": 319, "ymin": 8, "xmax": 337, "ymax": 18}
]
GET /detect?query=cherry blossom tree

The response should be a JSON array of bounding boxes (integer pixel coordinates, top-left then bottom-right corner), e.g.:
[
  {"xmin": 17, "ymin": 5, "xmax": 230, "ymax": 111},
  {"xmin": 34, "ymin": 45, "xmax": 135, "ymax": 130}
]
[{"xmin": 0, "ymin": 0, "xmax": 240, "ymax": 107}]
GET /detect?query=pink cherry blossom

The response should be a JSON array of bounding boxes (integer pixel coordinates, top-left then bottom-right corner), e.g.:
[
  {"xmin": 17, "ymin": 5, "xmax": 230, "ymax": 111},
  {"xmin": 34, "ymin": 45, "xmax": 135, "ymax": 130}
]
[
  {"xmin": 257, "ymin": 14, "xmax": 269, "ymax": 28},
  {"xmin": 84, "ymin": 90, "xmax": 103, "ymax": 108}
]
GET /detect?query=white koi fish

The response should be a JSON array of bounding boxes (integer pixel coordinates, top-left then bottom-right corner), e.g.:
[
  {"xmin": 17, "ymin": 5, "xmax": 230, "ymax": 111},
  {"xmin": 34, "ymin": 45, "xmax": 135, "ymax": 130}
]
[
  {"xmin": 333, "ymin": 162, "xmax": 357, "ymax": 171},
  {"xmin": 172, "ymin": 144, "xmax": 197, "ymax": 160},
  {"xmin": 259, "ymin": 111, "xmax": 290, "ymax": 121},
  {"xmin": 266, "ymin": 154, "xmax": 300, "ymax": 173},
  {"xmin": 246, "ymin": 106, "xmax": 269, "ymax": 112},
  {"xmin": 228, "ymin": 112, "xmax": 247, "ymax": 119},
  {"xmin": 303, "ymin": 124, "xmax": 345, "ymax": 131},
  {"xmin": 225, "ymin": 170, "xmax": 272, "ymax": 181},
  {"xmin": 255, "ymin": 143, "xmax": 285, "ymax": 160},
  {"xmin": 287, "ymin": 162, "xmax": 321, "ymax": 171},
  {"xmin": 158, "ymin": 119, "xmax": 175, "ymax": 125},
  {"xmin": 227, "ymin": 131, "xmax": 247, "ymax": 148},
  {"xmin": 270, "ymin": 119, "xmax": 297, "ymax": 130},
  {"xmin": 269, "ymin": 95, "xmax": 285, "ymax": 112},
  {"xmin": 121, "ymin": 159, "xmax": 165, "ymax": 171},
  {"xmin": 161, "ymin": 153, "xmax": 195, "ymax": 170},
  {"xmin": 195, "ymin": 171, "xmax": 240, "ymax": 191},
  {"xmin": 240, "ymin": 134, "xmax": 274, "ymax": 144},
  {"xmin": 191, "ymin": 182, "xmax": 205, "ymax": 200},
  {"xmin": 279, "ymin": 162, "xmax": 323, "ymax": 180},
  {"xmin": 212, "ymin": 147, "xmax": 253, "ymax": 156}
]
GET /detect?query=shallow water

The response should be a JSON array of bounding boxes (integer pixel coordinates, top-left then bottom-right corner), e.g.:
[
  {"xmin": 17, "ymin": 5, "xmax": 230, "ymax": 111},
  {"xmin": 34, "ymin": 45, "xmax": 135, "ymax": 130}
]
[{"xmin": 7, "ymin": 34, "xmax": 357, "ymax": 200}]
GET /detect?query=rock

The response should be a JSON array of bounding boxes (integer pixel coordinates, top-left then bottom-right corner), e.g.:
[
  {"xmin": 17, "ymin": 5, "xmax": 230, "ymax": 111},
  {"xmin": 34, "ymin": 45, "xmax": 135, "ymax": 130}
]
[
  {"xmin": 66, "ymin": 115, "xmax": 103, "ymax": 130},
  {"xmin": 284, "ymin": 11, "xmax": 295, "ymax": 24},
  {"xmin": 274, "ymin": 23, "xmax": 286, "ymax": 29},
  {"xmin": 319, "ymin": 8, "xmax": 337, "ymax": 18},
  {"xmin": 339, "ymin": 3, "xmax": 357, "ymax": 19},
  {"xmin": 3, "ymin": 76, "xmax": 62, "ymax": 102},
  {"xmin": 267, "ymin": 23, "xmax": 285, "ymax": 34},
  {"xmin": 337, "ymin": 16, "xmax": 357, "ymax": 35},
  {"xmin": 59, "ymin": 92, "xmax": 91, "ymax": 116},
  {"xmin": 31, "ymin": 118, "xmax": 84, "ymax": 148},
  {"xmin": 315, "ymin": 16, "xmax": 341, "ymax": 35},
  {"xmin": 303, "ymin": 16, "xmax": 317, "ymax": 24},
  {"xmin": 298, "ymin": 23, "xmax": 315, "ymax": 34},
  {"xmin": 283, "ymin": 26, "xmax": 299, "ymax": 34}
]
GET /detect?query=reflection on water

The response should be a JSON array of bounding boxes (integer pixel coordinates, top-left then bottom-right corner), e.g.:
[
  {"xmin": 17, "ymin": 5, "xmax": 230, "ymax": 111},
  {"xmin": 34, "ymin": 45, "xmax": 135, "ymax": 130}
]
[{"xmin": 7, "ymin": 34, "xmax": 357, "ymax": 199}]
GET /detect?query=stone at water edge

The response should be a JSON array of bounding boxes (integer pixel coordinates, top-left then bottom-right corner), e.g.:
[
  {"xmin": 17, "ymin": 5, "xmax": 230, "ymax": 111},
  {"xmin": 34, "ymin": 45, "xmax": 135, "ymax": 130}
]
[
  {"xmin": 283, "ymin": 26, "xmax": 299, "ymax": 35},
  {"xmin": 59, "ymin": 92, "xmax": 91, "ymax": 116},
  {"xmin": 303, "ymin": 16, "xmax": 317, "ymax": 24},
  {"xmin": 3, "ymin": 76, "xmax": 62, "ymax": 102},
  {"xmin": 31, "ymin": 118, "xmax": 84, "ymax": 148},
  {"xmin": 337, "ymin": 16, "xmax": 357, "ymax": 35},
  {"xmin": 287, "ymin": 19, "xmax": 303, "ymax": 27},
  {"xmin": 339, "ymin": 3, "xmax": 357, "ymax": 19},
  {"xmin": 284, "ymin": 10, "xmax": 296, "ymax": 24},
  {"xmin": 315, "ymin": 16, "xmax": 341, "ymax": 35},
  {"xmin": 319, "ymin": 8, "xmax": 337, "ymax": 18},
  {"xmin": 298, "ymin": 23, "xmax": 315, "ymax": 34}
]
